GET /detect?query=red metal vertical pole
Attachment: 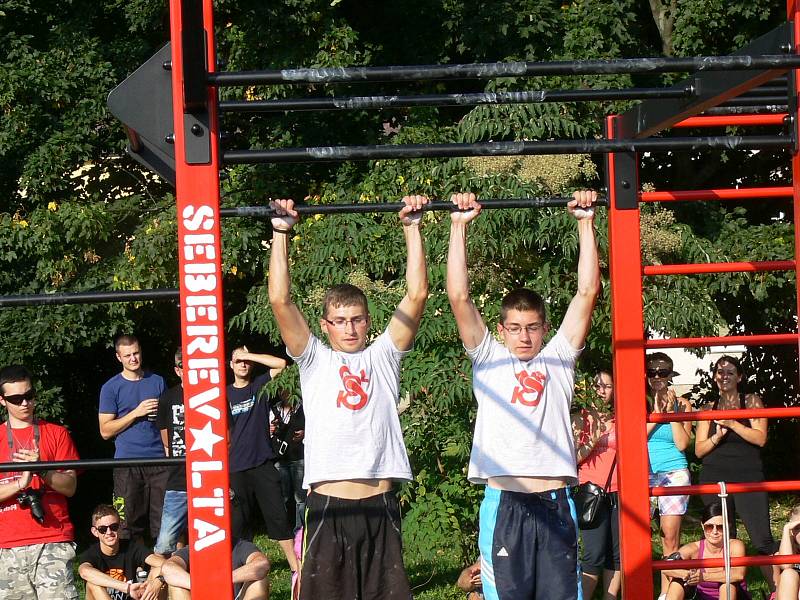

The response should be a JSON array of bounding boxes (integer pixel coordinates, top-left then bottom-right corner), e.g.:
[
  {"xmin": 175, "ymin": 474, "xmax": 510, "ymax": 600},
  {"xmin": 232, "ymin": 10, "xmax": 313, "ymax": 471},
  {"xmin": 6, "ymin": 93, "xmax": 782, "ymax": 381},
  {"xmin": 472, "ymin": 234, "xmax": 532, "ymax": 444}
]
[
  {"xmin": 789, "ymin": 0, "xmax": 800, "ymax": 374},
  {"xmin": 169, "ymin": 0, "xmax": 234, "ymax": 598},
  {"xmin": 606, "ymin": 115, "xmax": 653, "ymax": 597}
]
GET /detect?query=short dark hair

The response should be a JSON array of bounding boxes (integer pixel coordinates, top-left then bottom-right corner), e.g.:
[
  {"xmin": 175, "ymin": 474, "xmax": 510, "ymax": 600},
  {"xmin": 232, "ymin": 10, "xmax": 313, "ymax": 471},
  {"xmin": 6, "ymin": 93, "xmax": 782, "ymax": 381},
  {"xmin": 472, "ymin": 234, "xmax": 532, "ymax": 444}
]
[
  {"xmin": 713, "ymin": 355, "xmax": 742, "ymax": 377},
  {"xmin": 646, "ymin": 352, "xmax": 673, "ymax": 370},
  {"xmin": 0, "ymin": 365, "xmax": 32, "ymax": 396},
  {"xmin": 322, "ymin": 284, "xmax": 368, "ymax": 318},
  {"xmin": 500, "ymin": 288, "xmax": 546, "ymax": 322},
  {"xmin": 174, "ymin": 348, "xmax": 183, "ymax": 368},
  {"xmin": 702, "ymin": 501, "xmax": 724, "ymax": 524},
  {"xmin": 114, "ymin": 334, "xmax": 139, "ymax": 351},
  {"xmin": 91, "ymin": 504, "xmax": 120, "ymax": 525}
]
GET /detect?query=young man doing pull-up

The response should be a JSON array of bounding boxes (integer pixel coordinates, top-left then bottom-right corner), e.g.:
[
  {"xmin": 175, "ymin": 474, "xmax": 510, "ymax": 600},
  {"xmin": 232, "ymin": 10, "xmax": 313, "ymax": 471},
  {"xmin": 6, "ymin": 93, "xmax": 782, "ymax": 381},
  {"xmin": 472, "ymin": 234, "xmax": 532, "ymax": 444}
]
[
  {"xmin": 268, "ymin": 195, "xmax": 429, "ymax": 600},
  {"xmin": 447, "ymin": 190, "xmax": 601, "ymax": 600}
]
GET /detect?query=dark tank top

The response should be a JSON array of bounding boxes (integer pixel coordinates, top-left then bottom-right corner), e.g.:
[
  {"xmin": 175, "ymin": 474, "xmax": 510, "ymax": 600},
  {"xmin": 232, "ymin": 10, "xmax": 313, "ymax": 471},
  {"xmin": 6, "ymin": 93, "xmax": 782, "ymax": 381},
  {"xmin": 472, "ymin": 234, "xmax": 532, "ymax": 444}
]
[{"xmin": 701, "ymin": 393, "xmax": 763, "ymax": 477}]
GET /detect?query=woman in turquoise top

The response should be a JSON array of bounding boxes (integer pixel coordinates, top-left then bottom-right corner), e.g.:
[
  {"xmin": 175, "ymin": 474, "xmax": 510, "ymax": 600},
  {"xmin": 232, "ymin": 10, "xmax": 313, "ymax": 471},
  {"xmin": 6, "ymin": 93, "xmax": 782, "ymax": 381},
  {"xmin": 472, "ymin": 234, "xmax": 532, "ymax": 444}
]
[{"xmin": 646, "ymin": 352, "xmax": 693, "ymax": 599}]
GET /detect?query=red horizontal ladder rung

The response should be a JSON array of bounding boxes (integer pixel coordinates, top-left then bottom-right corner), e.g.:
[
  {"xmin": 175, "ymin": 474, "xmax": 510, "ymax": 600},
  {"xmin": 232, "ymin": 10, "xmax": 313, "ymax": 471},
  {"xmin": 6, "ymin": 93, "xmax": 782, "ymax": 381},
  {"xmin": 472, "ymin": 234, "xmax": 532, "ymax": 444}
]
[
  {"xmin": 651, "ymin": 480, "xmax": 800, "ymax": 496},
  {"xmin": 674, "ymin": 114, "xmax": 788, "ymax": 128},
  {"xmin": 641, "ymin": 186, "xmax": 793, "ymax": 202},
  {"xmin": 653, "ymin": 553, "xmax": 800, "ymax": 570},
  {"xmin": 646, "ymin": 333, "xmax": 798, "ymax": 348},
  {"xmin": 644, "ymin": 260, "xmax": 795, "ymax": 276},
  {"xmin": 649, "ymin": 406, "xmax": 800, "ymax": 422}
]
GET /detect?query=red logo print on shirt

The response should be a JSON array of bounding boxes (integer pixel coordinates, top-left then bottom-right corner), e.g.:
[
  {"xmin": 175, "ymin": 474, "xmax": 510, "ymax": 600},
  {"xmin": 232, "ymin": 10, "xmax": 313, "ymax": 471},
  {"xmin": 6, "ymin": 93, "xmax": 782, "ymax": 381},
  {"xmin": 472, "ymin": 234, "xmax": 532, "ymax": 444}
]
[
  {"xmin": 336, "ymin": 366, "xmax": 370, "ymax": 411},
  {"xmin": 511, "ymin": 369, "xmax": 546, "ymax": 406}
]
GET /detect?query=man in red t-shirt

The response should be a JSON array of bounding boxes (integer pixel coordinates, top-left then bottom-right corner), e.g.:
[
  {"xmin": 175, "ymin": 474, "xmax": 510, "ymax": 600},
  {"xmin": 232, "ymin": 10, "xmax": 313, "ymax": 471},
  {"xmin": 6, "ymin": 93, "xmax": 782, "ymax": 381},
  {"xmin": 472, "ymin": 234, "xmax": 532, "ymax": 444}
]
[{"xmin": 0, "ymin": 364, "xmax": 80, "ymax": 599}]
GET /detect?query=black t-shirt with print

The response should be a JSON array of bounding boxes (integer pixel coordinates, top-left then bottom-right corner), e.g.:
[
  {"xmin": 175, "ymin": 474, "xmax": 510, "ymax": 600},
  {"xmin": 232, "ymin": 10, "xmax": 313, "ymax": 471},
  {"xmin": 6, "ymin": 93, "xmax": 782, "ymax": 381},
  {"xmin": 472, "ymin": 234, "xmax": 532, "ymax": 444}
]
[
  {"xmin": 80, "ymin": 541, "xmax": 151, "ymax": 600},
  {"xmin": 156, "ymin": 384, "xmax": 186, "ymax": 491}
]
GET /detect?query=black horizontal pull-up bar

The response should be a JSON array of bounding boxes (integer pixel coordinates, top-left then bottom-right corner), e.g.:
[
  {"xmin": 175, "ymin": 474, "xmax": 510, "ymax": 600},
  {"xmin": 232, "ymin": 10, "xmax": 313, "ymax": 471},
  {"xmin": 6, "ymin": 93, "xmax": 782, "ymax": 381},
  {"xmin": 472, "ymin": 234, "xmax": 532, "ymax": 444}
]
[
  {"xmin": 0, "ymin": 456, "xmax": 184, "ymax": 473},
  {"xmin": 0, "ymin": 289, "xmax": 179, "ymax": 307},
  {"xmin": 219, "ymin": 87, "xmax": 692, "ymax": 114},
  {"xmin": 208, "ymin": 55, "xmax": 800, "ymax": 86},
  {"xmin": 219, "ymin": 197, "xmax": 609, "ymax": 218},
  {"xmin": 224, "ymin": 134, "xmax": 791, "ymax": 164}
]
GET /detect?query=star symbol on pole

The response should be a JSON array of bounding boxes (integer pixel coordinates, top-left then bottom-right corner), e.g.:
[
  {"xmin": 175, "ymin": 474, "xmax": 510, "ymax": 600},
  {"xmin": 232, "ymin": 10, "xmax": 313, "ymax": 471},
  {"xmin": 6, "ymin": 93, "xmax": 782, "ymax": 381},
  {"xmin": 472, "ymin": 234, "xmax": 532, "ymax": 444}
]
[{"xmin": 189, "ymin": 421, "xmax": 224, "ymax": 458}]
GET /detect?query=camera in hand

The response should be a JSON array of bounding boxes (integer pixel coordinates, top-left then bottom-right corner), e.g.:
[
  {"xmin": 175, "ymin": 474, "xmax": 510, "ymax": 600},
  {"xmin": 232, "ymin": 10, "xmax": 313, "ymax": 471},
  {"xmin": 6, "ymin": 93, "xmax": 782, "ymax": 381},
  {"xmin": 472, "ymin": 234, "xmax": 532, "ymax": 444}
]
[{"xmin": 17, "ymin": 488, "xmax": 46, "ymax": 524}]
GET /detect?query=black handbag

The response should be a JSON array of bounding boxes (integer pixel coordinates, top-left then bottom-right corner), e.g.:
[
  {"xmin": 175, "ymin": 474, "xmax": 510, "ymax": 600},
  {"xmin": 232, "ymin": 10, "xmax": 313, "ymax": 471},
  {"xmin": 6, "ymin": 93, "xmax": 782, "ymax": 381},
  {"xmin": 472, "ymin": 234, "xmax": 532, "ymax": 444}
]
[{"xmin": 573, "ymin": 455, "xmax": 616, "ymax": 530}]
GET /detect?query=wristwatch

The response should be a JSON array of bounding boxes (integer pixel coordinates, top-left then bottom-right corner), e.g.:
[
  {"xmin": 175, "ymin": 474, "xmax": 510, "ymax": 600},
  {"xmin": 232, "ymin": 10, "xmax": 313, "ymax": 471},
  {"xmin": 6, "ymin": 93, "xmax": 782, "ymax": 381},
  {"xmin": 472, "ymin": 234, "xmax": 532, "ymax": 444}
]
[{"xmin": 156, "ymin": 575, "xmax": 166, "ymax": 586}]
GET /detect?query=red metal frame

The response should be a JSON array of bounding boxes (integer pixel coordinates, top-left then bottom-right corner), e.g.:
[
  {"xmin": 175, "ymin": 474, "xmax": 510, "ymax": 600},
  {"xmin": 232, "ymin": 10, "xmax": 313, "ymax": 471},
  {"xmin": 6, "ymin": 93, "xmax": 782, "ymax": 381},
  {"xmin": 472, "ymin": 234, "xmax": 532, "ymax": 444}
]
[
  {"xmin": 610, "ymin": 7, "xmax": 800, "ymax": 590},
  {"xmin": 649, "ymin": 406, "xmax": 800, "ymax": 422},
  {"xmin": 646, "ymin": 333, "xmax": 798, "ymax": 348},
  {"xmin": 169, "ymin": 0, "xmax": 234, "ymax": 598},
  {"xmin": 673, "ymin": 114, "xmax": 787, "ymax": 128},
  {"xmin": 644, "ymin": 260, "xmax": 794, "ymax": 275},
  {"xmin": 607, "ymin": 117, "xmax": 654, "ymax": 598},
  {"xmin": 641, "ymin": 186, "xmax": 793, "ymax": 202},
  {"xmin": 652, "ymin": 480, "xmax": 800, "ymax": 496}
]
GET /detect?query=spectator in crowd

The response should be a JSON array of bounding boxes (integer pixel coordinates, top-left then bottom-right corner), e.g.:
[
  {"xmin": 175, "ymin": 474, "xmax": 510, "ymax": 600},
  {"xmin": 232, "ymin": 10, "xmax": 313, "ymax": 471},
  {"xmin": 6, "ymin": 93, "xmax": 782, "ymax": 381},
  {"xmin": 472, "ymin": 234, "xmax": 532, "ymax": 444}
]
[
  {"xmin": 573, "ymin": 369, "xmax": 619, "ymax": 599},
  {"xmin": 661, "ymin": 502, "xmax": 750, "ymax": 600},
  {"xmin": 456, "ymin": 560, "xmax": 483, "ymax": 600},
  {"xmin": 227, "ymin": 346, "xmax": 298, "ymax": 574},
  {"xmin": 98, "ymin": 334, "xmax": 169, "ymax": 542},
  {"xmin": 695, "ymin": 355, "xmax": 777, "ymax": 592},
  {"xmin": 646, "ymin": 351, "xmax": 693, "ymax": 599},
  {"xmin": 78, "ymin": 504, "xmax": 166, "ymax": 600},
  {"xmin": 268, "ymin": 195, "xmax": 428, "ymax": 600},
  {"xmin": 270, "ymin": 392, "xmax": 306, "ymax": 530},
  {"xmin": 776, "ymin": 504, "xmax": 800, "ymax": 600},
  {"xmin": 160, "ymin": 538, "xmax": 270, "ymax": 600},
  {"xmin": 0, "ymin": 364, "xmax": 80, "ymax": 599},
  {"xmin": 154, "ymin": 348, "xmax": 187, "ymax": 556},
  {"xmin": 446, "ymin": 190, "xmax": 600, "ymax": 600}
]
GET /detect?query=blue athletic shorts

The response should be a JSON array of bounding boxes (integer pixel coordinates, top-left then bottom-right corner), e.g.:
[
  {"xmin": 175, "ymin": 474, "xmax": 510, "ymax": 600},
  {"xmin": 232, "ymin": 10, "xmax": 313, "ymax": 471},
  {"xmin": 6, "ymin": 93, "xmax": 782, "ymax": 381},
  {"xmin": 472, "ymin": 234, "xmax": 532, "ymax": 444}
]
[{"xmin": 478, "ymin": 485, "xmax": 581, "ymax": 600}]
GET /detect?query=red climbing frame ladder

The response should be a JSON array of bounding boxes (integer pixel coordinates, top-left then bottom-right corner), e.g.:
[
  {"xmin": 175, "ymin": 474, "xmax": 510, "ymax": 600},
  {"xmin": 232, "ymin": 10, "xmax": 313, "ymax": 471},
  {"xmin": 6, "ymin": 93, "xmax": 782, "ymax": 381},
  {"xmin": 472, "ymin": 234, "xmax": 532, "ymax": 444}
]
[{"xmin": 609, "ymin": 2, "xmax": 800, "ymax": 596}]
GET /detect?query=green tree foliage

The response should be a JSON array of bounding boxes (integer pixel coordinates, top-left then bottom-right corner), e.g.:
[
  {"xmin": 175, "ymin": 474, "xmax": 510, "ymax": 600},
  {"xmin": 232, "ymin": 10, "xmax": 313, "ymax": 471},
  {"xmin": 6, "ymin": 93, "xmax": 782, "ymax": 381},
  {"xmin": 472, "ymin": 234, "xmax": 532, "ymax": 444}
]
[{"xmin": 1, "ymin": 0, "xmax": 797, "ymax": 563}]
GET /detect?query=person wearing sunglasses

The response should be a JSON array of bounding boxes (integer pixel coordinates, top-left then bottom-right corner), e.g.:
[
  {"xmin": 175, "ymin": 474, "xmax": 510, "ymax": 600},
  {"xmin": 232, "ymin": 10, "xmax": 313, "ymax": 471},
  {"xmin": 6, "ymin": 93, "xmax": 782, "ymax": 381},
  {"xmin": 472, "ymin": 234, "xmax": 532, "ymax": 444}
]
[
  {"xmin": 695, "ymin": 355, "xmax": 778, "ymax": 594},
  {"xmin": 661, "ymin": 502, "xmax": 750, "ymax": 600},
  {"xmin": 0, "ymin": 364, "xmax": 80, "ymax": 599},
  {"xmin": 268, "ymin": 195, "xmax": 430, "ymax": 600},
  {"xmin": 573, "ymin": 370, "xmax": 620, "ymax": 599},
  {"xmin": 646, "ymin": 352, "xmax": 694, "ymax": 600},
  {"xmin": 447, "ymin": 190, "xmax": 600, "ymax": 600},
  {"xmin": 78, "ymin": 504, "xmax": 165, "ymax": 600}
]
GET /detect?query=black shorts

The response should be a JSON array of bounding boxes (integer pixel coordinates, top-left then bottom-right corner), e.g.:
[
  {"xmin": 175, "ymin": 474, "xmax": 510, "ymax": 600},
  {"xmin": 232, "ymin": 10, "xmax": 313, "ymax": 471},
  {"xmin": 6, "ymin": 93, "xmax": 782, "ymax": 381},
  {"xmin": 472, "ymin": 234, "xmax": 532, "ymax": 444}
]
[
  {"xmin": 580, "ymin": 491, "xmax": 620, "ymax": 574},
  {"xmin": 479, "ymin": 486, "xmax": 580, "ymax": 600},
  {"xmin": 230, "ymin": 460, "xmax": 294, "ymax": 541},
  {"xmin": 300, "ymin": 490, "xmax": 412, "ymax": 600}
]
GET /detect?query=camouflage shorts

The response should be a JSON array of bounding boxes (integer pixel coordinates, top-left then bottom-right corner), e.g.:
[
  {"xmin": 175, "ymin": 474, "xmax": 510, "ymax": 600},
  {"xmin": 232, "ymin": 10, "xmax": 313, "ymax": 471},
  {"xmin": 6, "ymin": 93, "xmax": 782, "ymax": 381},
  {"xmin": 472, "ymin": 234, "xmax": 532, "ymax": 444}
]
[{"xmin": 0, "ymin": 542, "xmax": 78, "ymax": 600}]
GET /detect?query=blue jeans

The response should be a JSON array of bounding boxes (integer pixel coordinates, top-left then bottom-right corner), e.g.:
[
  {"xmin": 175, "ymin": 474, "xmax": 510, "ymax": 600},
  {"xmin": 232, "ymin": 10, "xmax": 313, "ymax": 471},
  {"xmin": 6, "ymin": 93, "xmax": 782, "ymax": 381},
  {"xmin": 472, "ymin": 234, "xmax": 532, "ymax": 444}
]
[
  {"xmin": 154, "ymin": 490, "xmax": 187, "ymax": 554},
  {"xmin": 278, "ymin": 460, "xmax": 306, "ymax": 530}
]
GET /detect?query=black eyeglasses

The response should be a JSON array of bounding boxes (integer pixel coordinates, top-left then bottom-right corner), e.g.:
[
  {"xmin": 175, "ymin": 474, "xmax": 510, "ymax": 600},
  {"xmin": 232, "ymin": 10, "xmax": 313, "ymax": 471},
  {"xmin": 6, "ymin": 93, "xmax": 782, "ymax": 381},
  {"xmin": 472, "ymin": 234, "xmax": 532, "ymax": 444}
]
[
  {"xmin": 96, "ymin": 523, "xmax": 121, "ymax": 534},
  {"xmin": 2, "ymin": 390, "xmax": 35, "ymax": 405},
  {"xmin": 324, "ymin": 316, "xmax": 368, "ymax": 329},
  {"xmin": 646, "ymin": 368, "xmax": 672, "ymax": 378}
]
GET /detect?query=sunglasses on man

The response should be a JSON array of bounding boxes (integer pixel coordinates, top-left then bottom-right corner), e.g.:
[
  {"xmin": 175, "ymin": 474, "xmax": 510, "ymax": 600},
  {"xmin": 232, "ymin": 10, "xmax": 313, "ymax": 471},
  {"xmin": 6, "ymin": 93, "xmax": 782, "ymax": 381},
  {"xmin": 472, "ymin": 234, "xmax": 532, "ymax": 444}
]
[
  {"xmin": 95, "ymin": 523, "xmax": 121, "ymax": 534},
  {"xmin": 646, "ymin": 368, "xmax": 673, "ymax": 379},
  {"xmin": 2, "ymin": 390, "xmax": 35, "ymax": 405}
]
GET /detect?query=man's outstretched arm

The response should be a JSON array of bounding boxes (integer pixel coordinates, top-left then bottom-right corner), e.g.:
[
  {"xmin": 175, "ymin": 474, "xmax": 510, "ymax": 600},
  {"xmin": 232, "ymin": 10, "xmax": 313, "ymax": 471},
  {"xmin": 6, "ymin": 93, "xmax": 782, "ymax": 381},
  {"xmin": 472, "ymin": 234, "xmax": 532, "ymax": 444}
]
[
  {"xmin": 232, "ymin": 347, "xmax": 287, "ymax": 379},
  {"xmin": 389, "ymin": 195, "xmax": 429, "ymax": 352},
  {"xmin": 446, "ymin": 192, "xmax": 486, "ymax": 351},
  {"xmin": 560, "ymin": 189, "xmax": 601, "ymax": 350},
  {"xmin": 268, "ymin": 199, "xmax": 312, "ymax": 357}
]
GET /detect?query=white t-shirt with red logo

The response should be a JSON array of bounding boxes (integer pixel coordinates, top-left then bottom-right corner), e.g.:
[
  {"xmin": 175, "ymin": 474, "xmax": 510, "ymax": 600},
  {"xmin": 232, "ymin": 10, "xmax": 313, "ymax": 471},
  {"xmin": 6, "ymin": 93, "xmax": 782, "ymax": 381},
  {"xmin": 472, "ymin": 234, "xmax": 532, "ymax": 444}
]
[
  {"xmin": 467, "ymin": 328, "xmax": 581, "ymax": 484},
  {"xmin": 290, "ymin": 330, "xmax": 413, "ymax": 489}
]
